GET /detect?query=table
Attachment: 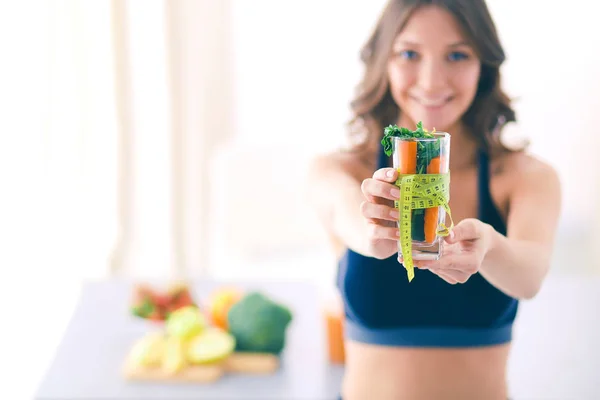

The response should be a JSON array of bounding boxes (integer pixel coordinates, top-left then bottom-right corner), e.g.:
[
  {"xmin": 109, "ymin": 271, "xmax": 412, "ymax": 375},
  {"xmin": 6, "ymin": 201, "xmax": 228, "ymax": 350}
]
[
  {"xmin": 34, "ymin": 280, "xmax": 345, "ymax": 399},
  {"xmin": 34, "ymin": 273, "xmax": 600, "ymax": 399}
]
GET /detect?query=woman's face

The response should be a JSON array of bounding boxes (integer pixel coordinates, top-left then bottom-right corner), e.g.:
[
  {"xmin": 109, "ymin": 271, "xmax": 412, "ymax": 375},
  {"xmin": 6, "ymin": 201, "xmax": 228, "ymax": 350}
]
[{"xmin": 387, "ymin": 6, "xmax": 481, "ymax": 133}]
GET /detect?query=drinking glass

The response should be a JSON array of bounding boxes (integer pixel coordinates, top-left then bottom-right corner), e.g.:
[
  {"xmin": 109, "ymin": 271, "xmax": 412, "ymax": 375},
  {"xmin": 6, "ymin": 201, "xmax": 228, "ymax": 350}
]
[{"xmin": 392, "ymin": 132, "xmax": 451, "ymax": 261}]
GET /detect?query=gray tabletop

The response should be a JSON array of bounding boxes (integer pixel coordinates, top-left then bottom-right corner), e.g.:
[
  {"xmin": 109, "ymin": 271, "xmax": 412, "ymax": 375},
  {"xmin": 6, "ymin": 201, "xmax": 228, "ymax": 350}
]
[{"xmin": 34, "ymin": 279, "xmax": 345, "ymax": 400}]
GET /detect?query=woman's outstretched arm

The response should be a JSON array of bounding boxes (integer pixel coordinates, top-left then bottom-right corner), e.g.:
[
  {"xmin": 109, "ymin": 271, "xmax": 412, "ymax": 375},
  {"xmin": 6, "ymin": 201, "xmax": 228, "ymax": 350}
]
[
  {"xmin": 418, "ymin": 155, "xmax": 562, "ymax": 300},
  {"xmin": 478, "ymin": 158, "xmax": 562, "ymax": 299}
]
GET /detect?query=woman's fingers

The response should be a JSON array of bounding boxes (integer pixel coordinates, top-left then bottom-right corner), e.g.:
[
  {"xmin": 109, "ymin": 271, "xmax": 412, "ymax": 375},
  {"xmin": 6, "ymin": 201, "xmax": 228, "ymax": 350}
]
[
  {"xmin": 361, "ymin": 177, "xmax": 400, "ymax": 202},
  {"xmin": 373, "ymin": 167, "xmax": 398, "ymax": 183},
  {"xmin": 359, "ymin": 168, "xmax": 401, "ymax": 246},
  {"xmin": 360, "ymin": 201, "xmax": 399, "ymax": 222}
]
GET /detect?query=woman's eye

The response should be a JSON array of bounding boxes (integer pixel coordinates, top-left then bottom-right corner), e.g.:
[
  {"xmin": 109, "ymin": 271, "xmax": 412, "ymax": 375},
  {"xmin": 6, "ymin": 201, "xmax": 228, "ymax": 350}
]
[
  {"xmin": 448, "ymin": 51, "xmax": 469, "ymax": 61},
  {"xmin": 397, "ymin": 50, "xmax": 418, "ymax": 60}
]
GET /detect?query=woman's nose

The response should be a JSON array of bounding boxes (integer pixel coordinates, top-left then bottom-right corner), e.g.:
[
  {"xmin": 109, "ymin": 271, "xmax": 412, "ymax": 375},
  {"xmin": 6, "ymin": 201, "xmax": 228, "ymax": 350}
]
[{"xmin": 417, "ymin": 59, "xmax": 447, "ymax": 93}]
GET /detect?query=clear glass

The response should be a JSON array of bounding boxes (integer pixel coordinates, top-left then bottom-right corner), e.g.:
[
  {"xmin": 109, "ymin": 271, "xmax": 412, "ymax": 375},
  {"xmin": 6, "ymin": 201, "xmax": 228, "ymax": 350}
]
[{"xmin": 392, "ymin": 132, "xmax": 450, "ymax": 260}]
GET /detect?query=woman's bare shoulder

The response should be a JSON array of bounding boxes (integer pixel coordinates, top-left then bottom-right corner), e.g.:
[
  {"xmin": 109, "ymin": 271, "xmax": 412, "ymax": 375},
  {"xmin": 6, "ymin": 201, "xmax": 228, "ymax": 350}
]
[
  {"xmin": 494, "ymin": 150, "xmax": 557, "ymax": 177},
  {"xmin": 492, "ymin": 150, "xmax": 561, "ymax": 196}
]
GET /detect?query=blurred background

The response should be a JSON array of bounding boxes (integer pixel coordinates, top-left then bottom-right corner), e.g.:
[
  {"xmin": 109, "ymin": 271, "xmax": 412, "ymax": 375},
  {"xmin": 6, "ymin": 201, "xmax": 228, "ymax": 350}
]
[{"xmin": 1, "ymin": 0, "xmax": 599, "ymax": 399}]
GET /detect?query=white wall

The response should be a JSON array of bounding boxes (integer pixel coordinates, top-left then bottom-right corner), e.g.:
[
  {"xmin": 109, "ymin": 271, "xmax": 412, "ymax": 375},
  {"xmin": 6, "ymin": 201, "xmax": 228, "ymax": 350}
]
[
  {"xmin": 229, "ymin": 0, "xmax": 388, "ymax": 152},
  {"xmin": 208, "ymin": 0, "xmax": 600, "ymax": 278},
  {"xmin": 486, "ymin": 0, "xmax": 600, "ymax": 235},
  {"xmin": 208, "ymin": 1, "xmax": 386, "ymax": 280}
]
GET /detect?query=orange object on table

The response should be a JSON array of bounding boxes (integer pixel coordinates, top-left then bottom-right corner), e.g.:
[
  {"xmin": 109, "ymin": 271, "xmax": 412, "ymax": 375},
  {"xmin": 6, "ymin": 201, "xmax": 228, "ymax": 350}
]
[
  {"xmin": 208, "ymin": 287, "xmax": 243, "ymax": 330},
  {"xmin": 323, "ymin": 292, "xmax": 346, "ymax": 364},
  {"xmin": 325, "ymin": 311, "xmax": 346, "ymax": 364}
]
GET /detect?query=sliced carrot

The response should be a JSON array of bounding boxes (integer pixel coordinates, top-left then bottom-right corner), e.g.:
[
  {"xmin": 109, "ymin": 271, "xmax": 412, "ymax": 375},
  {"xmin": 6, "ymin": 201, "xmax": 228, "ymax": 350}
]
[
  {"xmin": 396, "ymin": 141, "xmax": 419, "ymax": 240},
  {"xmin": 424, "ymin": 156, "xmax": 444, "ymax": 243},
  {"xmin": 426, "ymin": 156, "xmax": 442, "ymax": 174},
  {"xmin": 398, "ymin": 141, "xmax": 417, "ymax": 174}
]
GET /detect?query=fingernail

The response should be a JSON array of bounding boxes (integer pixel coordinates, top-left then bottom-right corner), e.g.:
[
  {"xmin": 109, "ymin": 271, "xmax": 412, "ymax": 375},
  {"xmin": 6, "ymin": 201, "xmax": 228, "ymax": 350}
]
[
  {"xmin": 386, "ymin": 170, "xmax": 395, "ymax": 178},
  {"xmin": 391, "ymin": 188, "xmax": 400, "ymax": 199},
  {"xmin": 390, "ymin": 209, "xmax": 399, "ymax": 219}
]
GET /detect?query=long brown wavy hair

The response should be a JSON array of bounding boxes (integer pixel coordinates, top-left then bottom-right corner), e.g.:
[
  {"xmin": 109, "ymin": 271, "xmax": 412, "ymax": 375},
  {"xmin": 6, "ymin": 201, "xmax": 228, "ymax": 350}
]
[{"xmin": 346, "ymin": 0, "xmax": 525, "ymax": 156}]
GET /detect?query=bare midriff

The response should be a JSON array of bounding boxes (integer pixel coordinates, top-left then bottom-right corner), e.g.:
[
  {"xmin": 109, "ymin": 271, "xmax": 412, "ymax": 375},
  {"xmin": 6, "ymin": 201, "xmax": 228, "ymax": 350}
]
[{"xmin": 341, "ymin": 340, "xmax": 510, "ymax": 400}]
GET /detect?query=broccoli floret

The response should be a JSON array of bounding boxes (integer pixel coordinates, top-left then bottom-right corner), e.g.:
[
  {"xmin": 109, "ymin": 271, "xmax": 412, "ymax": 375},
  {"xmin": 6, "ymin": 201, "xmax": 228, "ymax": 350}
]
[{"xmin": 226, "ymin": 292, "xmax": 293, "ymax": 354}]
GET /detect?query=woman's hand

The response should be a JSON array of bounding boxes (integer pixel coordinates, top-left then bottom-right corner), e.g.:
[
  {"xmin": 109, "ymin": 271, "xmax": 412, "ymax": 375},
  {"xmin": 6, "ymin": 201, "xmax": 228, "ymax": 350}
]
[
  {"xmin": 416, "ymin": 218, "xmax": 493, "ymax": 284},
  {"xmin": 359, "ymin": 167, "xmax": 402, "ymax": 259}
]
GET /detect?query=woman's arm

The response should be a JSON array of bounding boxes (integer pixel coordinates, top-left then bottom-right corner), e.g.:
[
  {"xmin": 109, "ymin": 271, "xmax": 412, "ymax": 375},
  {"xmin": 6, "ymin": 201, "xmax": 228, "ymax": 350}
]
[
  {"xmin": 478, "ymin": 159, "xmax": 562, "ymax": 299},
  {"xmin": 307, "ymin": 153, "xmax": 372, "ymax": 256},
  {"xmin": 306, "ymin": 152, "xmax": 402, "ymax": 259}
]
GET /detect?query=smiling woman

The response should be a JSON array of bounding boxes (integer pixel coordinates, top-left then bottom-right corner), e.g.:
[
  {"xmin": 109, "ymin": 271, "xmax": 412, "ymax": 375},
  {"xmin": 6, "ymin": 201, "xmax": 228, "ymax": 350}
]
[{"xmin": 307, "ymin": 0, "xmax": 562, "ymax": 399}]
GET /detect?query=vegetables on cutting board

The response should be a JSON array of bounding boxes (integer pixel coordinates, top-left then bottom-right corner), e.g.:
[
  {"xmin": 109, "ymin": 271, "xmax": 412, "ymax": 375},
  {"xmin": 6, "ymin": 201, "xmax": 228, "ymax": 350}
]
[
  {"xmin": 124, "ymin": 285, "xmax": 294, "ymax": 381},
  {"xmin": 127, "ymin": 305, "xmax": 236, "ymax": 375},
  {"xmin": 381, "ymin": 121, "xmax": 444, "ymax": 243}
]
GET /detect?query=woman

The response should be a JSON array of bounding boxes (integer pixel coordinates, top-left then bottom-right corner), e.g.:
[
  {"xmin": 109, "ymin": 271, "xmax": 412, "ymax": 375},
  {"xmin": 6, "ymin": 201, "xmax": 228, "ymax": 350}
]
[{"xmin": 308, "ymin": 1, "xmax": 562, "ymax": 399}]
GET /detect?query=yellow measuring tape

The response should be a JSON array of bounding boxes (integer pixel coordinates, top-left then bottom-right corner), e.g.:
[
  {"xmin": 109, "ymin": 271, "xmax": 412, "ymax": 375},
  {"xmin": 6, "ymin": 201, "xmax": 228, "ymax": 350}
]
[{"xmin": 394, "ymin": 173, "xmax": 454, "ymax": 282}]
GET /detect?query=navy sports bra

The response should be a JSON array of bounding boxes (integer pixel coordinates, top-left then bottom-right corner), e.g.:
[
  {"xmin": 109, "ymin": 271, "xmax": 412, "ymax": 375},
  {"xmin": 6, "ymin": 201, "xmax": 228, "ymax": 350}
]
[{"xmin": 336, "ymin": 144, "xmax": 518, "ymax": 347}]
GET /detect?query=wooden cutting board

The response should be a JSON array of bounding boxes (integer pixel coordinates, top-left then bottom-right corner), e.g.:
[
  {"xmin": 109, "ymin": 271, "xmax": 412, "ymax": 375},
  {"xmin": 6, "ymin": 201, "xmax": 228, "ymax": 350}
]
[
  {"xmin": 123, "ymin": 352, "xmax": 280, "ymax": 383},
  {"xmin": 223, "ymin": 352, "xmax": 279, "ymax": 374}
]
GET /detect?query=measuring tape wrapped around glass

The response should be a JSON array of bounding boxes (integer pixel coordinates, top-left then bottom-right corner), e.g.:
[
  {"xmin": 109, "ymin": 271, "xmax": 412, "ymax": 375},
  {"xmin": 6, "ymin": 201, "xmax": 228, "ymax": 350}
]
[{"xmin": 394, "ymin": 172, "xmax": 454, "ymax": 282}]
